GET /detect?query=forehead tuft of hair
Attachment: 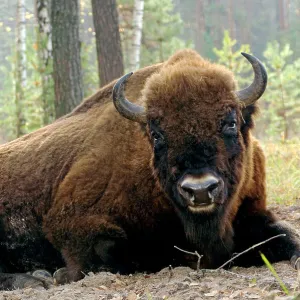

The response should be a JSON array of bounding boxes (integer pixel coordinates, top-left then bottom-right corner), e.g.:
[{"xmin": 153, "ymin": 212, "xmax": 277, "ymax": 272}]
[{"xmin": 143, "ymin": 49, "xmax": 238, "ymax": 117}]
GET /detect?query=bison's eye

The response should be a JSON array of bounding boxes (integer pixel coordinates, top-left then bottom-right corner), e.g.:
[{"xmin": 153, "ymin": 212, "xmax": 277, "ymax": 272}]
[
  {"xmin": 228, "ymin": 121, "xmax": 236, "ymax": 129},
  {"xmin": 222, "ymin": 121, "xmax": 237, "ymax": 136},
  {"xmin": 150, "ymin": 130, "xmax": 166, "ymax": 151},
  {"xmin": 151, "ymin": 130, "xmax": 163, "ymax": 143}
]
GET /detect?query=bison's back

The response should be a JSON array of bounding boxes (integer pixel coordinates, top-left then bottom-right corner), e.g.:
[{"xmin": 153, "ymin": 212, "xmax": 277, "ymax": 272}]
[{"xmin": 0, "ymin": 62, "xmax": 163, "ymax": 271}]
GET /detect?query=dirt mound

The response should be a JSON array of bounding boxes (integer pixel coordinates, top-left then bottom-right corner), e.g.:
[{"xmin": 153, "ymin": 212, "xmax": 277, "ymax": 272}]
[{"xmin": 0, "ymin": 204, "xmax": 299, "ymax": 300}]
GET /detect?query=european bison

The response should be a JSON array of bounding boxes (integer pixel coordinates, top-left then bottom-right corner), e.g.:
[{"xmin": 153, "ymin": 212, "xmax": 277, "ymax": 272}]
[{"xmin": 0, "ymin": 49, "xmax": 299, "ymax": 290}]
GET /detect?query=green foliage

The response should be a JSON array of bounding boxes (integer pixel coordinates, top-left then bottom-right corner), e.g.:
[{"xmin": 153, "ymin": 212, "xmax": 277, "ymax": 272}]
[
  {"xmin": 264, "ymin": 141, "xmax": 300, "ymax": 205},
  {"xmin": 140, "ymin": 0, "xmax": 192, "ymax": 66},
  {"xmin": 81, "ymin": 40, "xmax": 99, "ymax": 97},
  {"xmin": 25, "ymin": 34, "xmax": 47, "ymax": 131},
  {"xmin": 213, "ymin": 32, "xmax": 300, "ymax": 141},
  {"xmin": 0, "ymin": 33, "xmax": 53, "ymax": 141},
  {"xmin": 0, "ymin": 57, "xmax": 16, "ymax": 141},
  {"xmin": 260, "ymin": 252, "xmax": 289, "ymax": 295},
  {"xmin": 119, "ymin": 0, "xmax": 193, "ymax": 70},
  {"xmin": 262, "ymin": 41, "xmax": 300, "ymax": 140},
  {"xmin": 36, "ymin": 30, "xmax": 55, "ymax": 126},
  {"xmin": 213, "ymin": 30, "xmax": 251, "ymax": 88}
]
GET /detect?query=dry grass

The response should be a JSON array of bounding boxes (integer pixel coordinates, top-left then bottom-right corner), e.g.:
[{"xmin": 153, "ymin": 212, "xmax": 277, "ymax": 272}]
[{"xmin": 262, "ymin": 140, "xmax": 300, "ymax": 205}]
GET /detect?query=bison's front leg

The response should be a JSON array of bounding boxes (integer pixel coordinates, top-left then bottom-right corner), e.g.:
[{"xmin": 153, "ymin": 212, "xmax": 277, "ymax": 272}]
[
  {"xmin": 232, "ymin": 205, "xmax": 300, "ymax": 269},
  {"xmin": 44, "ymin": 214, "xmax": 131, "ymax": 283},
  {"xmin": 0, "ymin": 272, "xmax": 50, "ymax": 290}
]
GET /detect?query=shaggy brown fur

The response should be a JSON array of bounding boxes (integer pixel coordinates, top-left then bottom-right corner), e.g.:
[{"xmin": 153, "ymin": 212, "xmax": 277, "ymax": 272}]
[{"xmin": 0, "ymin": 49, "xmax": 299, "ymax": 289}]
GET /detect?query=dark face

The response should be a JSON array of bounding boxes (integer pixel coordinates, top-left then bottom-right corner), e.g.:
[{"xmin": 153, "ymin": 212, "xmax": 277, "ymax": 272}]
[{"xmin": 148, "ymin": 108, "xmax": 245, "ymax": 214}]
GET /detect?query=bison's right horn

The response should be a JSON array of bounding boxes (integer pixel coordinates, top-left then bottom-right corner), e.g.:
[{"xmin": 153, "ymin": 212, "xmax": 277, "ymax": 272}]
[
  {"xmin": 235, "ymin": 53, "xmax": 268, "ymax": 106},
  {"xmin": 112, "ymin": 72, "xmax": 147, "ymax": 124}
]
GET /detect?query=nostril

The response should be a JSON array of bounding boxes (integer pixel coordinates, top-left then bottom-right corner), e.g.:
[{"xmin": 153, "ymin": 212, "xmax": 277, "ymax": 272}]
[
  {"xmin": 207, "ymin": 182, "xmax": 219, "ymax": 194},
  {"xmin": 207, "ymin": 182, "xmax": 220, "ymax": 202},
  {"xmin": 179, "ymin": 185, "xmax": 196, "ymax": 203}
]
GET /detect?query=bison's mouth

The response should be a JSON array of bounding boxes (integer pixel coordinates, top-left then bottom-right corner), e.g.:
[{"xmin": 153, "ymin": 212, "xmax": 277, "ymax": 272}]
[{"xmin": 177, "ymin": 173, "xmax": 224, "ymax": 212}]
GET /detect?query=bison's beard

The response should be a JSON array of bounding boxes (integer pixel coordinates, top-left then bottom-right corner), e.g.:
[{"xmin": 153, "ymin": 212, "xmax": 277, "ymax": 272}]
[
  {"xmin": 175, "ymin": 205, "xmax": 234, "ymax": 269},
  {"xmin": 156, "ymin": 170, "xmax": 236, "ymax": 268}
]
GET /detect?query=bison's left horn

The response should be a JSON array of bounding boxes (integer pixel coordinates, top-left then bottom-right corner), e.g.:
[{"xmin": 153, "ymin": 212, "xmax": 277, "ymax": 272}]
[
  {"xmin": 235, "ymin": 53, "xmax": 268, "ymax": 106},
  {"xmin": 112, "ymin": 72, "xmax": 147, "ymax": 124}
]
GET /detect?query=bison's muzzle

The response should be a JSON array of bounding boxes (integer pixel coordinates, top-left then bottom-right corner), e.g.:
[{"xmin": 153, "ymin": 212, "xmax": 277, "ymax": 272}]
[{"xmin": 178, "ymin": 173, "xmax": 223, "ymax": 209}]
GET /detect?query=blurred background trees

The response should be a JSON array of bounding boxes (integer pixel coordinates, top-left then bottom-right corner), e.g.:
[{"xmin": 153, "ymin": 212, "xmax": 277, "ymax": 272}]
[
  {"xmin": 91, "ymin": 0, "xmax": 124, "ymax": 86},
  {"xmin": 51, "ymin": 0, "xmax": 83, "ymax": 118},
  {"xmin": 36, "ymin": 0, "xmax": 54, "ymax": 126},
  {"xmin": 0, "ymin": 0, "xmax": 299, "ymax": 142}
]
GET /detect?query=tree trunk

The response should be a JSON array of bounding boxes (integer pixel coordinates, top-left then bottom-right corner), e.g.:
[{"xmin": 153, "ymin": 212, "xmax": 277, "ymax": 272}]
[
  {"xmin": 15, "ymin": 0, "xmax": 27, "ymax": 137},
  {"xmin": 278, "ymin": 0, "xmax": 288, "ymax": 30},
  {"xmin": 129, "ymin": 0, "xmax": 144, "ymax": 70},
  {"xmin": 209, "ymin": 0, "xmax": 222, "ymax": 49},
  {"xmin": 227, "ymin": 0, "xmax": 236, "ymax": 39},
  {"xmin": 195, "ymin": 0, "xmax": 205, "ymax": 54},
  {"xmin": 241, "ymin": 0, "xmax": 252, "ymax": 45},
  {"xmin": 91, "ymin": 0, "xmax": 124, "ymax": 87},
  {"xmin": 36, "ymin": 0, "xmax": 54, "ymax": 125},
  {"xmin": 51, "ymin": 0, "xmax": 83, "ymax": 118}
]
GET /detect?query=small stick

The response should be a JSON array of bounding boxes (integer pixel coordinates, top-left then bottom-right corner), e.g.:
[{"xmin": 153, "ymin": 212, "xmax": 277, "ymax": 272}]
[
  {"xmin": 174, "ymin": 245, "xmax": 203, "ymax": 272},
  {"xmin": 200, "ymin": 268, "xmax": 254, "ymax": 280},
  {"xmin": 220, "ymin": 269, "xmax": 253, "ymax": 280},
  {"xmin": 217, "ymin": 234, "xmax": 286, "ymax": 270},
  {"xmin": 168, "ymin": 265, "xmax": 174, "ymax": 280}
]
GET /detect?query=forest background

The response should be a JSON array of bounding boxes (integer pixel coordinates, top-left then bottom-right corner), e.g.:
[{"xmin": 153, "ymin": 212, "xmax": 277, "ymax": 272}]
[
  {"xmin": 1, "ymin": 0, "xmax": 300, "ymax": 142},
  {"xmin": 0, "ymin": 0, "xmax": 299, "ymax": 204}
]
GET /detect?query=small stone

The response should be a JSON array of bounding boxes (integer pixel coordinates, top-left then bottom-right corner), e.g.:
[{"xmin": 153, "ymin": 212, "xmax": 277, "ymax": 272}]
[
  {"xmin": 22, "ymin": 288, "xmax": 34, "ymax": 295},
  {"xmin": 204, "ymin": 290, "xmax": 219, "ymax": 297},
  {"xmin": 176, "ymin": 281, "xmax": 189, "ymax": 290},
  {"xmin": 126, "ymin": 292, "xmax": 138, "ymax": 300},
  {"xmin": 247, "ymin": 295, "xmax": 260, "ymax": 299},
  {"xmin": 112, "ymin": 278, "xmax": 126, "ymax": 288},
  {"xmin": 189, "ymin": 282, "xmax": 200, "ymax": 287}
]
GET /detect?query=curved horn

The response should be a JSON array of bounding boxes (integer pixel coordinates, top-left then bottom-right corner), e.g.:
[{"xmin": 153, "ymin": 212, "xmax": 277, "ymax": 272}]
[
  {"xmin": 235, "ymin": 53, "xmax": 268, "ymax": 106},
  {"xmin": 112, "ymin": 72, "xmax": 147, "ymax": 124}
]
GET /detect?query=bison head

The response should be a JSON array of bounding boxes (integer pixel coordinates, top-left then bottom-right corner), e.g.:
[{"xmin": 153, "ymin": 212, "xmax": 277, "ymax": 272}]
[{"xmin": 112, "ymin": 50, "xmax": 267, "ymax": 221}]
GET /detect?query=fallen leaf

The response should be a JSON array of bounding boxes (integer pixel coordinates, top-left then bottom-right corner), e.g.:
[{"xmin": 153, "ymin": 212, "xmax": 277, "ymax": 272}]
[
  {"xmin": 204, "ymin": 290, "xmax": 218, "ymax": 297},
  {"xmin": 247, "ymin": 295, "xmax": 260, "ymax": 299}
]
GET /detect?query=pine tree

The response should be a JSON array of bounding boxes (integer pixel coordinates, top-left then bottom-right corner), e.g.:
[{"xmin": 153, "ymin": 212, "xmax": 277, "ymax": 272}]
[
  {"xmin": 51, "ymin": 0, "xmax": 83, "ymax": 118},
  {"xmin": 91, "ymin": 0, "xmax": 124, "ymax": 86}
]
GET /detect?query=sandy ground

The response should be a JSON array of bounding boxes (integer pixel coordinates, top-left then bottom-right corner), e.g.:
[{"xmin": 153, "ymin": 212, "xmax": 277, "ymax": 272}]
[{"xmin": 0, "ymin": 204, "xmax": 299, "ymax": 300}]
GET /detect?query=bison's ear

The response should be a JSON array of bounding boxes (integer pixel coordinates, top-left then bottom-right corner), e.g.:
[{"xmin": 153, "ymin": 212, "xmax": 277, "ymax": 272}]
[{"xmin": 241, "ymin": 104, "xmax": 259, "ymax": 133}]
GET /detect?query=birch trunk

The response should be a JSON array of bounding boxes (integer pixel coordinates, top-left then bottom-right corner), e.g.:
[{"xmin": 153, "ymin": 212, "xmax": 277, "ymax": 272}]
[
  {"xmin": 36, "ymin": 0, "xmax": 54, "ymax": 125},
  {"xmin": 129, "ymin": 0, "xmax": 144, "ymax": 70},
  {"xmin": 15, "ymin": 0, "xmax": 27, "ymax": 137}
]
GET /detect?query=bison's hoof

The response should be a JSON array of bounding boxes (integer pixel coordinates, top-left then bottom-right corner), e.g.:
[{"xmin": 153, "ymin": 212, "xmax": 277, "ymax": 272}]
[
  {"xmin": 32, "ymin": 269, "xmax": 54, "ymax": 285},
  {"xmin": 53, "ymin": 267, "xmax": 70, "ymax": 285},
  {"xmin": 0, "ymin": 273, "xmax": 48, "ymax": 291},
  {"xmin": 291, "ymin": 255, "xmax": 300, "ymax": 270}
]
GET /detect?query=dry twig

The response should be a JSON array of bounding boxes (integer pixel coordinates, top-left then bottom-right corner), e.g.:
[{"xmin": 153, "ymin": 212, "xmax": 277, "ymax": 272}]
[
  {"xmin": 200, "ymin": 269, "xmax": 254, "ymax": 280},
  {"xmin": 168, "ymin": 265, "xmax": 174, "ymax": 281},
  {"xmin": 174, "ymin": 245, "xmax": 203, "ymax": 272},
  {"xmin": 217, "ymin": 234, "xmax": 286, "ymax": 270}
]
